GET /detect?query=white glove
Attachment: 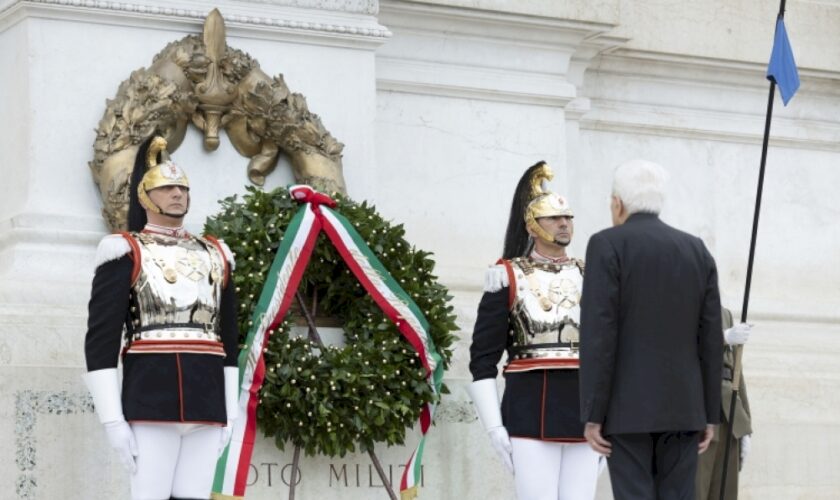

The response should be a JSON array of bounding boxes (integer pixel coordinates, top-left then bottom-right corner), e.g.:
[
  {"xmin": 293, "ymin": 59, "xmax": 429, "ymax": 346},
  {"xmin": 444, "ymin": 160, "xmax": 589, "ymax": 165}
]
[
  {"xmin": 740, "ymin": 434, "xmax": 751, "ymax": 469},
  {"xmin": 82, "ymin": 368, "xmax": 125, "ymax": 424},
  {"xmin": 468, "ymin": 379, "xmax": 514, "ymax": 474},
  {"xmin": 487, "ymin": 426, "xmax": 514, "ymax": 473},
  {"xmin": 724, "ymin": 323, "xmax": 752, "ymax": 345},
  {"xmin": 104, "ymin": 420, "xmax": 138, "ymax": 473},
  {"xmin": 82, "ymin": 369, "xmax": 138, "ymax": 472},
  {"xmin": 219, "ymin": 366, "xmax": 240, "ymax": 456}
]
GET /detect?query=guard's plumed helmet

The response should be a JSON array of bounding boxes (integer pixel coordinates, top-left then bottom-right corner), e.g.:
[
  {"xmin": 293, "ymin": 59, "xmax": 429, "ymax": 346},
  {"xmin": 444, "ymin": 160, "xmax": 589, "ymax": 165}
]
[
  {"xmin": 502, "ymin": 161, "xmax": 574, "ymax": 258},
  {"xmin": 137, "ymin": 136, "xmax": 190, "ymax": 215},
  {"xmin": 524, "ymin": 163, "xmax": 573, "ymax": 244}
]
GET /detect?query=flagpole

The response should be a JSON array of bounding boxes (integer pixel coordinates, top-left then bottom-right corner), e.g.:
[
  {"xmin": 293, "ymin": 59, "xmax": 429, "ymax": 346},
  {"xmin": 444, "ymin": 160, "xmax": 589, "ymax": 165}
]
[{"xmin": 718, "ymin": 1, "xmax": 787, "ymax": 497}]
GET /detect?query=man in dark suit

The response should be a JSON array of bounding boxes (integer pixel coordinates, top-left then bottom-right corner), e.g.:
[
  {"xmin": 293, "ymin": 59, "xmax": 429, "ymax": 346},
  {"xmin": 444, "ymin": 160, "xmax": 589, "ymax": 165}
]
[{"xmin": 578, "ymin": 159, "xmax": 723, "ymax": 499}]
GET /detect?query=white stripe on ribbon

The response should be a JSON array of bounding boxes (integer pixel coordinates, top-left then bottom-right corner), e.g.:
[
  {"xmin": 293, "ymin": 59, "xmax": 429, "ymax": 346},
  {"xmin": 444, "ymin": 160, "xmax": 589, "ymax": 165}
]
[
  {"xmin": 218, "ymin": 206, "xmax": 318, "ymax": 495},
  {"xmin": 321, "ymin": 209, "xmax": 437, "ymax": 375}
]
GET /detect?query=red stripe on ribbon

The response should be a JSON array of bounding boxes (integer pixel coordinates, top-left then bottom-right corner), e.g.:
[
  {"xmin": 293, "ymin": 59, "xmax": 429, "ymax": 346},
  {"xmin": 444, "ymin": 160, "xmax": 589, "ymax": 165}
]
[
  {"xmin": 233, "ymin": 214, "xmax": 322, "ymax": 495},
  {"xmin": 320, "ymin": 215, "xmax": 432, "ymax": 374},
  {"xmin": 399, "ymin": 448, "xmax": 417, "ymax": 490},
  {"xmin": 419, "ymin": 405, "xmax": 431, "ymax": 432}
]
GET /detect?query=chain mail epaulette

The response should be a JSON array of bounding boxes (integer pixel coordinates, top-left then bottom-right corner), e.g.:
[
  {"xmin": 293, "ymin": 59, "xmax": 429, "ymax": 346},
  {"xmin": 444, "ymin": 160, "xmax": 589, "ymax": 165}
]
[
  {"xmin": 201, "ymin": 235, "xmax": 235, "ymax": 270},
  {"xmin": 201, "ymin": 235, "xmax": 235, "ymax": 288}
]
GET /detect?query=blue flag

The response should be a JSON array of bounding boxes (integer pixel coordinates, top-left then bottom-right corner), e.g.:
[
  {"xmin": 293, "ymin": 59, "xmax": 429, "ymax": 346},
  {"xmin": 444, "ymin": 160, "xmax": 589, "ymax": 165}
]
[{"xmin": 766, "ymin": 18, "xmax": 799, "ymax": 105}]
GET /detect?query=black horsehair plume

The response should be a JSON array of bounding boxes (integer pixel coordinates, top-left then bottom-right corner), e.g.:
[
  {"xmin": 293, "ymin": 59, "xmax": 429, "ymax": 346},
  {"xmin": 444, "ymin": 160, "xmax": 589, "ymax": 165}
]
[
  {"xmin": 502, "ymin": 161, "xmax": 546, "ymax": 259},
  {"xmin": 127, "ymin": 136, "xmax": 157, "ymax": 232}
]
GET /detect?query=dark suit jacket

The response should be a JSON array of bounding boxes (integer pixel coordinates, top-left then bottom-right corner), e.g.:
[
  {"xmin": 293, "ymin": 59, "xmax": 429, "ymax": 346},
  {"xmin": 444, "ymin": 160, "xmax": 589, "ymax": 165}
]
[{"xmin": 579, "ymin": 213, "xmax": 723, "ymax": 435}]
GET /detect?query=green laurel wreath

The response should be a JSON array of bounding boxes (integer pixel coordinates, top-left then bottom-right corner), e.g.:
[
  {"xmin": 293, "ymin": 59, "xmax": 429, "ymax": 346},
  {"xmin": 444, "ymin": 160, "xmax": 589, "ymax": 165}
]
[{"xmin": 204, "ymin": 186, "xmax": 457, "ymax": 457}]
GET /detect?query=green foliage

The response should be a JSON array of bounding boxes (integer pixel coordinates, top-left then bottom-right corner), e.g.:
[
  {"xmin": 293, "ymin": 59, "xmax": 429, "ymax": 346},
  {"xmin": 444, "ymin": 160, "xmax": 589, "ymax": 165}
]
[{"xmin": 204, "ymin": 186, "xmax": 457, "ymax": 457}]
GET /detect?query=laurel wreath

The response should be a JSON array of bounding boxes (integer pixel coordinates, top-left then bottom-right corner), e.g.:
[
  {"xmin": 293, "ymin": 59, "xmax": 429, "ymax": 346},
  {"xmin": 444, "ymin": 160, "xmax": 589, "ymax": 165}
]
[{"xmin": 204, "ymin": 186, "xmax": 457, "ymax": 457}]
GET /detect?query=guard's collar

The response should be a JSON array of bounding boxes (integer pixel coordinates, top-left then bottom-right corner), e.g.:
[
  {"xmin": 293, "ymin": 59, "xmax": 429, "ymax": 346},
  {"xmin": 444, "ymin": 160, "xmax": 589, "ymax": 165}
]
[
  {"xmin": 530, "ymin": 250, "xmax": 570, "ymax": 264},
  {"xmin": 142, "ymin": 223, "xmax": 188, "ymax": 238}
]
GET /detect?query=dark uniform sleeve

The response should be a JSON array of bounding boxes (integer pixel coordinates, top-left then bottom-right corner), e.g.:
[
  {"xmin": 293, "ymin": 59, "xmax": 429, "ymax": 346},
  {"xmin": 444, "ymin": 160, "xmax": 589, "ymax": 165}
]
[
  {"xmin": 468, "ymin": 288, "xmax": 510, "ymax": 381},
  {"xmin": 579, "ymin": 232, "xmax": 621, "ymax": 424},
  {"xmin": 84, "ymin": 256, "xmax": 133, "ymax": 371},
  {"xmin": 219, "ymin": 278, "xmax": 240, "ymax": 367},
  {"xmin": 698, "ymin": 243, "xmax": 723, "ymax": 425}
]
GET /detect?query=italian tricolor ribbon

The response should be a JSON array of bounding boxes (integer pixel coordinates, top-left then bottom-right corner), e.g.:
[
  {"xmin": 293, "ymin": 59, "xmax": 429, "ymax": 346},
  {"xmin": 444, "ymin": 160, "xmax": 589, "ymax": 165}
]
[{"xmin": 211, "ymin": 185, "xmax": 443, "ymax": 500}]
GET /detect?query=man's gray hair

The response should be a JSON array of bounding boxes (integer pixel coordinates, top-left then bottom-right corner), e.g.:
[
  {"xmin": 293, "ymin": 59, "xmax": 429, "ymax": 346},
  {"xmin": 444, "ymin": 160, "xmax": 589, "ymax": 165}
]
[{"xmin": 612, "ymin": 159, "xmax": 669, "ymax": 215}]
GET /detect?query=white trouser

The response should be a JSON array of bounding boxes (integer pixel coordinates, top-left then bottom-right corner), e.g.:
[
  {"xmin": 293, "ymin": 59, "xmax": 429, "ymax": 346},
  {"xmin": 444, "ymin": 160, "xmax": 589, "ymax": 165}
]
[
  {"xmin": 511, "ymin": 438, "xmax": 603, "ymax": 500},
  {"xmin": 130, "ymin": 422, "xmax": 222, "ymax": 500}
]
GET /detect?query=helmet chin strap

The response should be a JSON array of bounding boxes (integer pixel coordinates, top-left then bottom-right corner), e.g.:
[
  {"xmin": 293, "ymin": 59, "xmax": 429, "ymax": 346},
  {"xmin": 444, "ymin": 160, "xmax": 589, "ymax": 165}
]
[{"xmin": 526, "ymin": 217, "xmax": 556, "ymax": 245}]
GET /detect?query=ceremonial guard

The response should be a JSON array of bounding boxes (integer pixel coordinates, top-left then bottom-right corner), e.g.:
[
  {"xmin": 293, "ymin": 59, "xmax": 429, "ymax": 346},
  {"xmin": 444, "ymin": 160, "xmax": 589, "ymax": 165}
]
[
  {"xmin": 696, "ymin": 307, "xmax": 753, "ymax": 500},
  {"xmin": 83, "ymin": 136, "xmax": 240, "ymax": 500},
  {"xmin": 469, "ymin": 162, "xmax": 602, "ymax": 500}
]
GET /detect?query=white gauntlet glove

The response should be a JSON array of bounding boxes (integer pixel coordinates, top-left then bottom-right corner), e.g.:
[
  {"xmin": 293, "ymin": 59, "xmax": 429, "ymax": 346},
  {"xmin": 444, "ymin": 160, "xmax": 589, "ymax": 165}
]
[
  {"xmin": 83, "ymin": 369, "xmax": 138, "ymax": 473},
  {"xmin": 468, "ymin": 379, "xmax": 513, "ymax": 473},
  {"xmin": 104, "ymin": 420, "xmax": 139, "ymax": 473},
  {"xmin": 218, "ymin": 366, "xmax": 240, "ymax": 456},
  {"xmin": 486, "ymin": 427, "xmax": 514, "ymax": 473},
  {"xmin": 724, "ymin": 323, "xmax": 752, "ymax": 345},
  {"xmin": 740, "ymin": 434, "xmax": 751, "ymax": 469}
]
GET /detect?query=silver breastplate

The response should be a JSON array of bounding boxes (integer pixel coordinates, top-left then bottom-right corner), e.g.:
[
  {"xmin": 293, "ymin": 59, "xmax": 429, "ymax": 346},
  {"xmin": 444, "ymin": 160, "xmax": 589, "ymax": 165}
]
[
  {"xmin": 129, "ymin": 232, "xmax": 225, "ymax": 342},
  {"xmin": 508, "ymin": 258, "xmax": 583, "ymax": 360}
]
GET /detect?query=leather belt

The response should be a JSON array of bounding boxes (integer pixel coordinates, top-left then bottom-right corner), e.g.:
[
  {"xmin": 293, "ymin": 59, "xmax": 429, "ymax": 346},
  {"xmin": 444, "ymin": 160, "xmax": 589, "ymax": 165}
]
[
  {"xmin": 136, "ymin": 322, "xmax": 211, "ymax": 332},
  {"xmin": 131, "ymin": 327, "xmax": 221, "ymax": 343},
  {"xmin": 509, "ymin": 342, "xmax": 579, "ymax": 361}
]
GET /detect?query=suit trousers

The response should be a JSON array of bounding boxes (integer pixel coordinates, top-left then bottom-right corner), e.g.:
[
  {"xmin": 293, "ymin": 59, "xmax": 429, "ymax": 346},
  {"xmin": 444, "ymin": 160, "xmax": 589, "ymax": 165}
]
[{"xmin": 606, "ymin": 431, "xmax": 699, "ymax": 500}]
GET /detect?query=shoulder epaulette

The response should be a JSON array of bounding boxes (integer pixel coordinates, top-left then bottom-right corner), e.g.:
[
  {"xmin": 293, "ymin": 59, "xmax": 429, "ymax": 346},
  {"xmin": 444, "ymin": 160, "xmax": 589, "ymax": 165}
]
[
  {"xmin": 94, "ymin": 233, "xmax": 141, "ymax": 285},
  {"xmin": 217, "ymin": 239, "xmax": 235, "ymax": 270},
  {"xmin": 203, "ymin": 235, "xmax": 234, "ymax": 287},
  {"xmin": 484, "ymin": 263, "xmax": 509, "ymax": 293},
  {"xmin": 94, "ymin": 234, "xmax": 132, "ymax": 268}
]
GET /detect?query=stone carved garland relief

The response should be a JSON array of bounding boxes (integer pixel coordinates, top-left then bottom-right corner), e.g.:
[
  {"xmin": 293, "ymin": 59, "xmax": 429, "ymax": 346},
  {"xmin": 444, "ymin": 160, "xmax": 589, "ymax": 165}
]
[{"xmin": 90, "ymin": 9, "xmax": 347, "ymax": 231}]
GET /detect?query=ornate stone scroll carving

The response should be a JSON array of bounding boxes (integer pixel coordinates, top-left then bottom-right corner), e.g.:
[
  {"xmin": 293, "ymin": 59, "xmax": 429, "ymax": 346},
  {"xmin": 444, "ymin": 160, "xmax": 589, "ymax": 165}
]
[{"xmin": 90, "ymin": 8, "xmax": 346, "ymax": 231}]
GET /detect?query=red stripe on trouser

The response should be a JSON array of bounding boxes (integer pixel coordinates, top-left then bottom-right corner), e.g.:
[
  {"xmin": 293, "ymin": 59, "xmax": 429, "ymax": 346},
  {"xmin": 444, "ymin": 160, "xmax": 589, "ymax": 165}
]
[
  {"xmin": 233, "ymin": 215, "xmax": 321, "ymax": 496},
  {"xmin": 540, "ymin": 371, "xmax": 547, "ymax": 439},
  {"xmin": 176, "ymin": 353, "xmax": 185, "ymax": 421}
]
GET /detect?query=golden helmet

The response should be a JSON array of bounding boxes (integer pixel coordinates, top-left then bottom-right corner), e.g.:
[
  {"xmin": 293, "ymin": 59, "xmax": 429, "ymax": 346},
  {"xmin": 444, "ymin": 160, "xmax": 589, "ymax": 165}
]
[
  {"xmin": 137, "ymin": 136, "xmax": 189, "ymax": 214},
  {"xmin": 524, "ymin": 163, "xmax": 573, "ymax": 244}
]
